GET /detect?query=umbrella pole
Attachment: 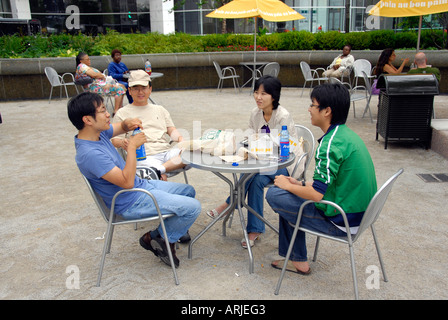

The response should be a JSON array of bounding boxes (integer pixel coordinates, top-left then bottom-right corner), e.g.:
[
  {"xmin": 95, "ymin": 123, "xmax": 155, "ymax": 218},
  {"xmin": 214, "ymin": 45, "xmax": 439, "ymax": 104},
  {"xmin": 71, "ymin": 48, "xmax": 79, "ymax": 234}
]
[
  {"xmin": 252, "ymin": 17, "xmax": 257, "ymax": 92},
  {"xmin": 417, "ymin": 15, "xmax": 422, "ymax": 52}
]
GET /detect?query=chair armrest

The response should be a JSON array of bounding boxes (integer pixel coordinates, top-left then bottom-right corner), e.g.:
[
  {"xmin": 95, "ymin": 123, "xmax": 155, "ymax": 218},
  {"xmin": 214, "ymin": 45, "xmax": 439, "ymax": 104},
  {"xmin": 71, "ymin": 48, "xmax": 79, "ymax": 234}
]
[
  {"xmin": 296, "ymin": 199, "xmax": 353, "ymax": 240},
  {"xmin": 222, "ymin": 66, "xmax": 238, "ymax": 76},
  {"xmin": 311, "ymin": 68, "xmax": 326, "ymax": 78},
  {"xmin": 109, "ymin": 188, "xmax": 163, "ymax": 220},
  {"xmin": 61, "ymin": 72, "xmax": 75, "ymax": 83}
]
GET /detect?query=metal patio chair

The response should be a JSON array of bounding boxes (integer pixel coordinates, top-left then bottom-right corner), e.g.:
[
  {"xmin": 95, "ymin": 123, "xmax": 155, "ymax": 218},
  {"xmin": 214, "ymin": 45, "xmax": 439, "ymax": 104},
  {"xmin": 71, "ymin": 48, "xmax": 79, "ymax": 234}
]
[
  {"xmin": 213, "ymin": 61, "xmax": 241, "ymax": 94},
  {"xmin": 300, "ymin": 61, "xmax": 328, "ymax": 97},
  {"xmin": 81, "ymin": 174, "xmax": 179, "ymax": 286},
  {"xmin": 274, "ymin": 168, "xmax": 404, "ymax": 299},
  {"xmin": 44, "ymin": 67, "xmax": 78, "ymax": 103}
]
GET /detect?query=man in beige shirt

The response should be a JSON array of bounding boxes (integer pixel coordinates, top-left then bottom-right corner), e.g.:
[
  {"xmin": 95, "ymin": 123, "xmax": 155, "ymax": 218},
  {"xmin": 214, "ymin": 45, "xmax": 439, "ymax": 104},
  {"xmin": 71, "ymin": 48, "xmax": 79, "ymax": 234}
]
[{"xmin": 111, "ymin": 70, "xmax": 186, "ymax": 180}]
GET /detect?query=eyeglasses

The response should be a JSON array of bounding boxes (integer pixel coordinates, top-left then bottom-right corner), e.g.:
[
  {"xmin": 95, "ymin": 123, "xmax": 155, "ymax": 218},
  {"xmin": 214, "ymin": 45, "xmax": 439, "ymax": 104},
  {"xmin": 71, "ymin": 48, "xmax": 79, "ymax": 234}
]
[
  {"xmin": 90, "ymin": 106, "xmax": 108, "ymax": 116},
  {"xmin": 309, "ymin": 104, "xmax": 320, "ymax": 108},
  {"xmin": 261, "ymin": 124, "xmax": 270, "ymax": 133},
  {"xmin": 130, "ymin": 86, "xmax": 150, "ymax": 92}
]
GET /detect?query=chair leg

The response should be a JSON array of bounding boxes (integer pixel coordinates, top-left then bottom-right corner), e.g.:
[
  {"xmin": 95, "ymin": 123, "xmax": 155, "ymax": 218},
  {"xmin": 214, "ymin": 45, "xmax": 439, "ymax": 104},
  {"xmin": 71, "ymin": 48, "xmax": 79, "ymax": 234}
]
[
  {"xmin": 371, "ymin": 225, "xmax": 388, "ymax": 282},
  {"xmin": 301, "ymin": 80, "xmax": 309, "ymax": 97},
  {"xmin": 362, "ymin": 97, "xmax": 373, "ymax": 123},
  {"xmin": 274, "ymin": 220, "xmax": 301, "ymax": 295},
  {"xmin": 348, "ymin": 245, "xmax": 359, "ymax": 300},
  {"xmin": 183, "ymin": 170, "xmax": 189, "ymax": 184},
  {"xmin": 312, "ymin": 236, "xmax": 320, "ymax": 262},
  {"xmin": 96, "ymin": 224, "xmax": 114, "ymax": 287},
  {"xmin": 48, "ymin": 86, "xmax": 54, "ymax": 104},
  {"xmin": 159, "ymin": 216, "xmax": 179, "ymax": 285},
  {"xmin": 64, "ymin": 84, "xmax": 69, "ymax": 99},
  {"xmin": 216, "ymin": 79, "xmax": 223, "ymax": 94}
]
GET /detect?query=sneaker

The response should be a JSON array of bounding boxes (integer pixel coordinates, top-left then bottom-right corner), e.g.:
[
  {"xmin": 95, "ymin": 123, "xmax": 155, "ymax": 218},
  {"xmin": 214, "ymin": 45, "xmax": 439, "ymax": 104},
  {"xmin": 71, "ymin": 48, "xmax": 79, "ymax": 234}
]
[{"xmin": 150, "ymin": 235, "xmax": 180, "ymax": 268}]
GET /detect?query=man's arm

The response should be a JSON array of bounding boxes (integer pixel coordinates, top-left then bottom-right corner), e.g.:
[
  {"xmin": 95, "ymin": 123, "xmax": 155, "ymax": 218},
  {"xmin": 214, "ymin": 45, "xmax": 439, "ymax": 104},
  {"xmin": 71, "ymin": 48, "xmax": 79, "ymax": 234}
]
[
  {"xmin": 167, "ymin": 126, "xmax": 183, "ymax": 142},
  {"xmin": 112, "ymin": 118, "xmax": 142, "ymax": 138},
  {"xmin": 274, "ymin": 175, "xmax": 324, "ymax": 202},
  {"xmin": 102, "ymin": 132, "xmax": 146, "ymax": 189}
]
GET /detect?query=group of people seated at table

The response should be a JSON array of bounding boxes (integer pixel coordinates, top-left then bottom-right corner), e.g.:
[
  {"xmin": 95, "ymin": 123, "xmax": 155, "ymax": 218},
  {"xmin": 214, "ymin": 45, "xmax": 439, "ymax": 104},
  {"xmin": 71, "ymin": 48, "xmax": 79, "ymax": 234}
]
[
  {"xmin": 68, "ymin": 61, "xmax": 379, "ymax": 276},
  {"xmin": 321, "ymin": 44, "xmax": 441, "ymax": 85},
  {"xmin": 68, "ymin": 44, "xmax": 439, "ymax": 275}
]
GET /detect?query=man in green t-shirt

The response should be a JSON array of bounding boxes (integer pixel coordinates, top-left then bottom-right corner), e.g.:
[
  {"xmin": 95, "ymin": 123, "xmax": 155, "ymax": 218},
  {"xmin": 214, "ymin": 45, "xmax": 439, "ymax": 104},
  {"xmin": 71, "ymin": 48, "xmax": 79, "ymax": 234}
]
[
  {"xmin": 408, "ymin": 52, "xmax": 441, "ymax": 82},
  {"xmin": 266, "ymin": 83, "xmax": 377, "ymax": 275}
]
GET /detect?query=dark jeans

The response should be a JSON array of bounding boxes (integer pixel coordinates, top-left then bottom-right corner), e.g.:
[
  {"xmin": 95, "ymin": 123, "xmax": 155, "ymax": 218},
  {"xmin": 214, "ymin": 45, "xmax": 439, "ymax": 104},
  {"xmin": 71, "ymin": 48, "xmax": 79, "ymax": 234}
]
[{"xmin": 266, "ymin": 186, "xmax": 347, "ymax": 262}]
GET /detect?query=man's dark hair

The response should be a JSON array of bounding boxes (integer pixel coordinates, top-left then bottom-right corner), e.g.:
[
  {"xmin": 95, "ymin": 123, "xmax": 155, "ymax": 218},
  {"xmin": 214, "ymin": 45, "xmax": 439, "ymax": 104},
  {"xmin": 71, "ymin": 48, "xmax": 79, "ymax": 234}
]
[
  {"xmin": 111, "ymin": 49, "xmax": 121, "ymax": 58},
  {"xmin": 254, "ymin": 75, "xmax": 282, "ymax": 109},
  {"xmin": 67, "ymin": 92, "xmax": 104, "ymax": 130},
  {"xmin": 310, "ymin": 83, "xmax": 351, "ymax": 124}
]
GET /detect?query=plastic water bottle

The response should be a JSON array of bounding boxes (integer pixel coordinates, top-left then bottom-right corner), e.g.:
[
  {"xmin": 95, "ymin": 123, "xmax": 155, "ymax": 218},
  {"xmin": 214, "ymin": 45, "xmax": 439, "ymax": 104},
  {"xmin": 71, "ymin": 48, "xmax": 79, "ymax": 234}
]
[
  {"xmin": 132, "ymin": 127, "xmax": 146, "ymax": 161},
  {"xmin": 279, "ymin": 125, "xmax": 289, "ymax": 160},
  {"xmin": 145, "ymin": 59, "xmax": 152, "ymax": 75}
]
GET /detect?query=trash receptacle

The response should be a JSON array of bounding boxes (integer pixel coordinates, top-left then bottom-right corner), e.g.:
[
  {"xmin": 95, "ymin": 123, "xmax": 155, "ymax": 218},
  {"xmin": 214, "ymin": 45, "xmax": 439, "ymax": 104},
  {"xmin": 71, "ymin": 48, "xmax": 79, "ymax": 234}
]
[{"xmin": 375, "ymin": 74, "xmax": 439, "ymax": 149}]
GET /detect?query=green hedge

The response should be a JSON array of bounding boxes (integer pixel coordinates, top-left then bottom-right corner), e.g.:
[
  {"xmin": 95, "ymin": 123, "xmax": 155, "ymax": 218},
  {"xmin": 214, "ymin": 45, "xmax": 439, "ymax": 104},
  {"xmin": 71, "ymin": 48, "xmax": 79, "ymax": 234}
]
[{"xmin": 0, "ymin": 29, "xmax": 445, "ymax": 59}]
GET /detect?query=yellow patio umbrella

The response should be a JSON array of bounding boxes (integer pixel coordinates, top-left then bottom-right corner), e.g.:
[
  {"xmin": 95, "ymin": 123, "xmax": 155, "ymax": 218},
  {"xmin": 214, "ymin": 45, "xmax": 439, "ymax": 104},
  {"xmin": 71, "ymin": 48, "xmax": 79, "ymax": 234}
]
[
  {"xmin": 369, "ymin": 0, "xmax": 448, "ymax": 50},
  {"xmin": 207, "ymin": 0, "xmax": 305, "ymax": 88}
]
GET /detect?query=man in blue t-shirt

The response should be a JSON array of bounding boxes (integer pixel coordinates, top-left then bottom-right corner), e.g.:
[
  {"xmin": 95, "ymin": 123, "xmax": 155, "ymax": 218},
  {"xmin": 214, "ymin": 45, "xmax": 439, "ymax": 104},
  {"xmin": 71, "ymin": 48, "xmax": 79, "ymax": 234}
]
[{"xmin": 68, "ymin": 92, "xmax": 201, "ymax": 268}]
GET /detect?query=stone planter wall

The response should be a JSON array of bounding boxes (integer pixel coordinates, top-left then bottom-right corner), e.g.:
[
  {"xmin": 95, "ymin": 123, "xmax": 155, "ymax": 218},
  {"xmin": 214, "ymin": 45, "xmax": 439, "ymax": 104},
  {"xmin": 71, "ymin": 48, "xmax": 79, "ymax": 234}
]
[{"xmin": 1, "ymin": 50, "xmax": 447, "ymax": 101}]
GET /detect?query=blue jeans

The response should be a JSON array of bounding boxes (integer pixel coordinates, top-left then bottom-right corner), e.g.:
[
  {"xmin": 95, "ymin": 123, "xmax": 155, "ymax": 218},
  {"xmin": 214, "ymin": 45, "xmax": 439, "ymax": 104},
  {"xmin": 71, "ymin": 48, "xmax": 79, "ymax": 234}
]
[
  {"xmin": 266, "ymin": 186, "xmax": 347, "ymax": 262},
  {"xmin": 118, "ymin": 80, "xmax": 133, "ymax": 104},
  {"xmin": 120, "ymin": 180, "xmax": 201, "ymax": 243},
  {"xmin": 226, "ymin": 168, "xmax": 288, "ymax": 234}
]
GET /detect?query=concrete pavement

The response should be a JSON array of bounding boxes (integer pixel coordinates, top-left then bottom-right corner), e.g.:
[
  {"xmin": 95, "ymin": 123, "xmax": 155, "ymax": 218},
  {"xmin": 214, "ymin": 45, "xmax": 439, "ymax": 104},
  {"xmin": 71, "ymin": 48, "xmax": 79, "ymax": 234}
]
[{"xmin": 0, "ymin": 87, "xmax": 447, "ymax": 301}]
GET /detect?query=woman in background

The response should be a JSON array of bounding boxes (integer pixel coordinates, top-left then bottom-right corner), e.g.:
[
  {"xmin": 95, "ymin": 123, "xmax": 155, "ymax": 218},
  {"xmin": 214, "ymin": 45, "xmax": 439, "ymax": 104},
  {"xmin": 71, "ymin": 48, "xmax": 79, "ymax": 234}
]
[
  {"xmin": 75, "ymin": 52, "xmax": 126, "ymax": 115},
  {"xmin": 371, "ymin": 48, "xmax": 410, "ymax": 94},
  {"xmin": 374, "ymin": 48, "xmax": 409, "ymax": 76}
]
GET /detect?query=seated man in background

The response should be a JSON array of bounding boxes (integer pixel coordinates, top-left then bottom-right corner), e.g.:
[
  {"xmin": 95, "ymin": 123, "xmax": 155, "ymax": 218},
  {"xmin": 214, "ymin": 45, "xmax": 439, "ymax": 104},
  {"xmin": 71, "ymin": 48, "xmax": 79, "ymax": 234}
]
[
  {"xmin": 323, "ymin": 45, "xmax": 354, "ymax": 79},
  {"xmin": 408, "ymin": 52, "xmax": 441, "ymax": 82},
  {"xmin": 266, "ymin": 83, "xmax": 377, "ymax": 275},
  {"xmin": 108, "ymin": 49, "xmax": 133, "ymax": 105},
  {"xmin": 111, "ymin": 70, "xmax": 187, "ymax": 181},
  {"xmin": 67, "ymin": 92, "xmax": 200, "ymax": 267}
]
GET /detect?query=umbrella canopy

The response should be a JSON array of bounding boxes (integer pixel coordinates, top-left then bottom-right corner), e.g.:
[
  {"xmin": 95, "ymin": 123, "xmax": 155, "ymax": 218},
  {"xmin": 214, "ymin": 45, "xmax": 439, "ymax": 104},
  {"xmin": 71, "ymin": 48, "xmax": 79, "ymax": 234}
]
[
  {"xmin": 369, "ymin": 0, "xmax": 448, "ymax": 50},
  {"xmin": 369, "ymin": 0, "xmax": 448, "ymax": 17},
  {"xmin": 207, "ymin": 0, "xmax": 305, "ymax": 89},
  {"xmin": 207, "ymin": 0, "xmax": 305, "ymax": 21}
]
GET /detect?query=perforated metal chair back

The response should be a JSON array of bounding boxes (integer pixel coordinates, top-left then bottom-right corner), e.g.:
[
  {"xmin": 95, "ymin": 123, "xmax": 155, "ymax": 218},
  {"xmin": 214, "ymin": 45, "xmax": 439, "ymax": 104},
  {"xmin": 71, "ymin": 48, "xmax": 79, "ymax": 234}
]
[
  {"xmin": 263, "ymin": 62, "xmax": 280, "ymax": 77},
  {"xmin": 300, "ymin": 61, "xmax": 312, "ymax": 81},
  {"xmin": 45, "ymin": 67, "xmax": 60, "ymax": 86},
  {"xmin": 353, "ymin": 59, "xmax": 375, "ymax": 87},
  {"xmin": 353, "ymin": 59, "xmax": 372, "ymax": 78},
  {"xmin": 293, "ymin": 124, "xmax": 315, "ymax": 181},
  {"xmin": 354, "ymin": 168, "xmax": 403, "ymax": 241}
]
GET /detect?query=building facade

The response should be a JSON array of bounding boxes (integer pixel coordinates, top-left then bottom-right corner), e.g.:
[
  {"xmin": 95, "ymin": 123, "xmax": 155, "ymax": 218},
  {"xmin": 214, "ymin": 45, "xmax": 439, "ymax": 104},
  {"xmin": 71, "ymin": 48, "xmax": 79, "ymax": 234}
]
[{"xmin": 0, "ymin": 0, "xmax": 441, "ymax": 35}]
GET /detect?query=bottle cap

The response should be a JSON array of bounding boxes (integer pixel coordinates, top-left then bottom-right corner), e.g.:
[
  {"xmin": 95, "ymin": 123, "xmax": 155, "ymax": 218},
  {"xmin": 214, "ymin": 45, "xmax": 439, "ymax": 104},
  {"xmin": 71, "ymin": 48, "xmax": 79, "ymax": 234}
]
[
  {"xmin": 282, "ymin": 125, "xmax": 287, "ymax": 130},
  {"xmin": 232, "ymin": 162, "xmax": 239, "ymax": 166}
]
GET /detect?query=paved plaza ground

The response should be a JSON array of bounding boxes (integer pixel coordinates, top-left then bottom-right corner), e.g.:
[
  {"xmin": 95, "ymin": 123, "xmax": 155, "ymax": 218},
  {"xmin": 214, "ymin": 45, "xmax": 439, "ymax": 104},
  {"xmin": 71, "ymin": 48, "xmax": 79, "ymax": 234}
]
[{"xmin": 1, "ymin": 87, "xmax": 447, "ymax": 301}]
